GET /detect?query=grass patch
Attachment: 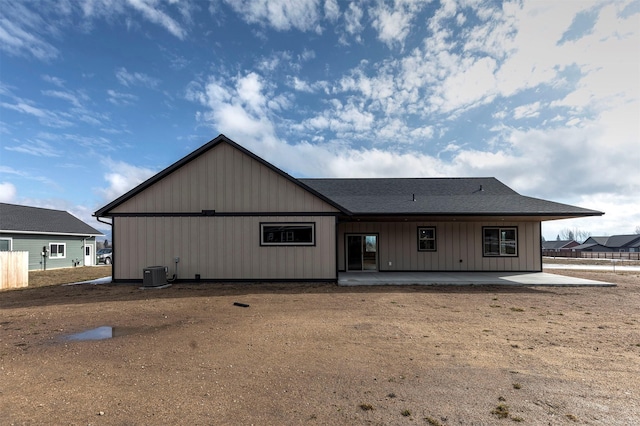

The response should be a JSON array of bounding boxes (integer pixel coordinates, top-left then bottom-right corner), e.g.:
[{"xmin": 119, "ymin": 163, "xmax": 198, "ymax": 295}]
[
  {"xmin": 359, "ymin": 403, "xmax": 374, "ymax": 411},
  {"xmin": 424, "ymin": 416, "xmax": 442, "ymax": 426},
  {"xmin": 566, "ymin": 414, "xmax": 578, "ymax": 422},
  {"xmin": 28, "ymin": 266, "xmax": 111, "ymax": 288},
  {"xmin": 510, "ymin": 307, "xmax": 524, "ymax": 312},
  {"xmin": 512, "ymin": 383, "xmax": 522, "ymax": 389},
  {"xmin": 401, "ymin": 409, "xmax": 411, "ymax": 417},
  {"xmin": 511, "ymin": 415, "xmax": 524, "ymax": 422},
  {"xmin": 491, "ymin": 403, "xmax": 510, "ymax": 418}
]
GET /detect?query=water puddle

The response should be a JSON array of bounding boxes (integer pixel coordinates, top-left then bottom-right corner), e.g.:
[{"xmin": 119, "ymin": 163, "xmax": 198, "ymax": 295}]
[{"xmin": 65, "ymin": 326, "xmax": 115, "ymax": 341}]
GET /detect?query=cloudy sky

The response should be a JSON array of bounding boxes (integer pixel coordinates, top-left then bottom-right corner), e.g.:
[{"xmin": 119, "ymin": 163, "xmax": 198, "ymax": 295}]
[{"xmin": 1, "ymin": 0, "xmax": 639, "ymax": 240}]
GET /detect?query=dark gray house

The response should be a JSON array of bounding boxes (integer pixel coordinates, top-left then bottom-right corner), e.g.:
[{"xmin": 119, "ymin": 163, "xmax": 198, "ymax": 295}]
[
  {"xmin": 542, "ymin": 239, "xmax": 580, "ymax": 253},
  {"xmin": 572, "ymin": 235, "xmax": 640, "ymax": 252},
  {"xmin": 0, "ymin": 203, "xmax": 103, "ymax": 270},
  {"xmin": 94, "ymin": 134, "xmax": 603, "ymax": 283}
]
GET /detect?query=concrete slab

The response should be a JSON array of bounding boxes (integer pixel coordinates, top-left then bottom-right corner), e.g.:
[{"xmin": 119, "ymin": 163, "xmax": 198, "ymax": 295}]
[{"xmin": 338, "ymin": 272, "xmax": 615, "ymax": 287}]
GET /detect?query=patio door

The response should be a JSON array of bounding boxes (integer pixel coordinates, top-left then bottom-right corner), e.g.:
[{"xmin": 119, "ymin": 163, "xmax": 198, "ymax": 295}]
[{"xmin": 346, "ymin": 234, "xmax": 378, "ymax": 271}]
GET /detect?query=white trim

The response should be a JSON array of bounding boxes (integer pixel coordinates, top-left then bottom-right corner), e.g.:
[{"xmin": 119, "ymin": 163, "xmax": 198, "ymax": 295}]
[
  {"xmin": 0, "ymin": 237, "xmax": 12, "ymax": 251},
  {"xmin": 49, "ymin": 242, "xmax": 67, "ymax": 259}
]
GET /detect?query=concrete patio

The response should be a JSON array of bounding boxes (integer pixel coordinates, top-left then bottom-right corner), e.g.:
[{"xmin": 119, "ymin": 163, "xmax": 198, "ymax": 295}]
[{"xmin": 338, "ymin": 271, "xmax": 615, "ymax": 287}]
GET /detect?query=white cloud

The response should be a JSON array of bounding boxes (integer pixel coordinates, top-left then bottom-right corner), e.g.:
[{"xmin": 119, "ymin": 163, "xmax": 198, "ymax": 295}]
[
  {"xmin": 107, "ymin": 89, "xmax": 139, "ymax": 106},
  {"xmin": 126, "ymin": 0, "xmax": 187, "ymax": 39},
  {"xmin": 542, "ymin": 192, "xmax": 640, "ymax": 239},
  {"xmin": 0, "ymin": 99, "xmax": 73, "ymax": 128},
  {"xmin": 0, "ymin": 182, "xmax": 17, "ymax": 202},
  {"xmin": 42, "ymin": 89, "xmax": 86, "ymax": 108},
  {"xmin": 324, "ymin": 0, "xmax": 339, "ymax": 21},
  {"xmin": 342, "ymin": 2, "xmax": 364, "ymax": 43},
  {"xmin": 371, "ymin": 0, "xmax": 423, "ymax": 49},
  {"xmin": 223, "ymin": 0, "xmax": 322, "ymax": 32},
  {"xmin": 512, "ymin": 101, "xmax": 541, "ymax": 120},
  {"xmin": 4, "ymin": 139, "xmax": 60, "ymax": 157},
  {"xmin": 98, "ymin": 158, "xmax": 157, "ymax": 202},
  {"xmin": 0, "ymin": 5, "xmax": 60, "ymax": 60},
  {"xmin": 115, "ymin": 67, "xmax": 160, "ymax": 88}
]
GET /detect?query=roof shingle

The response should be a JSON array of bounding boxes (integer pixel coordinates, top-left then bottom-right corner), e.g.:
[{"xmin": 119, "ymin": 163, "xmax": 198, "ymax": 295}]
[{"xmin": 0, "ymin": 203, "xmax": 102, "ymax": 236}]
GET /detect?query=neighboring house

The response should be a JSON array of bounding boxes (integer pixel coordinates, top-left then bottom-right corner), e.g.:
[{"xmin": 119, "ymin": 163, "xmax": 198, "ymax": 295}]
[
  {"xmin": 542, "ymin": 239, "xmax": 580, "ymax": 250},
  {"xmin": 572, "ymin": 235, "xmax": 640, "ymax": 252},
  {"xmin": 542, "ymin": 239, "xmax": 580, "ymax": 254},
  {"xmin": 0, "ymin": 203, "xmax": 103, "ymax": 271},
  {"xmin": 94, "ymin": 135, "xmax": 603, "ymax": 283}
]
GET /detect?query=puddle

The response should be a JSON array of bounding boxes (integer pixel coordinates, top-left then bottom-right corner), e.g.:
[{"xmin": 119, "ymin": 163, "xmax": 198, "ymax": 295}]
[{"xmin": 65, "ymin": 326, "xmax": 115, "ymax": 341}]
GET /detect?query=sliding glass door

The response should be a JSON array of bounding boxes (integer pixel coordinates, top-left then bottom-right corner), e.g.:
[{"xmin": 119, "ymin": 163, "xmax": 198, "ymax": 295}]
[{"xmin": 346, "ymin": 234, "xmax": 378, "ymax": 271}]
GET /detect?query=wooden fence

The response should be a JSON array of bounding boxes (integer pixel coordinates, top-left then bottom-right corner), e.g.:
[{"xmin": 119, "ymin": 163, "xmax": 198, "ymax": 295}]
[
  {"xmin": 542, "ymin": 250, "xmax": 640, "ymax": 260},
  {"xmin": 0, "ymin": 251, "xmax": 29, "ymax": 290}
]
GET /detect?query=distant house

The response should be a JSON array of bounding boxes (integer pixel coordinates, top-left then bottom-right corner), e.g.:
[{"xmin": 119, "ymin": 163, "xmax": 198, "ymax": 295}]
[
  {"xmin": 542, "ymin": 239, "xmax": 580, "ymax": 254},
  {"xmin": 0, "ymin": 203, "xmax": 102, "ymax": 270},
  {"xmin": 94, "ymin": 135, "xmax": 603, "ymax": 283},
  {"xmin": 572, "ymin": 235, "xmax": 640, "ymax": 253}
]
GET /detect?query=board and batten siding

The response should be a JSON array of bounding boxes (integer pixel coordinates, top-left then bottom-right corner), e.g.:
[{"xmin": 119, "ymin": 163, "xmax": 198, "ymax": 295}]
[
  {"xmin": 109, "ymin": 141, "xmax": 340, "ymax": 281},
  {"xmin": 338, "ymin": 221, "xmax": 541, "ymax": 272},
  {"xmin": 110, "ymin": 142, "xmax": 339, "ymax": 214},
  {"xmin": 113, "ymin": 216, "xmax": 336, "ymax": 280}
]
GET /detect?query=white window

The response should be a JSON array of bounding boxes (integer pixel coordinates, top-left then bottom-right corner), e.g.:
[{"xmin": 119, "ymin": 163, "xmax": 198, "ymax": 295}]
[
  {"xmin": 260, "ymin": 223, "xmax": 315, "ymax": 246},
  {"xmin": 49, "ymin": 243, "xmax": 66, "ymax": 258},
  {"xmin": 0, "ymin": 238, "xmax": 11, "ymax": 251},
  {"xmin": 418, "ymin": 227, "xmax": 437, "ymax": 251},
  {"xmin": 483, "ymin": 227, "xmax": 518, "ymax": 257}
]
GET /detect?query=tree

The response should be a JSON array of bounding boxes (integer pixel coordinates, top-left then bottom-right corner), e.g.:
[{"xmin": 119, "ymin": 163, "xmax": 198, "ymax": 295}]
[
  {"xmin": 104, "ymin": 239, "xmax": 110, "ymax": 248},
  {"xmin": 559, "ymin": 228, "xmax": 591, "ymax": 243},
  {"xmin": 635, "ymin": 225, "xmax": 640, "ymax": 234}
]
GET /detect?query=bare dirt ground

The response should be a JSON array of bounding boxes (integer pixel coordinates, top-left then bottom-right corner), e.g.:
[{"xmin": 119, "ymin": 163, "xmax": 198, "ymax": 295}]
[{"xmin": 1, "ymin": 269, "xmax": 639, "ymax": 425}]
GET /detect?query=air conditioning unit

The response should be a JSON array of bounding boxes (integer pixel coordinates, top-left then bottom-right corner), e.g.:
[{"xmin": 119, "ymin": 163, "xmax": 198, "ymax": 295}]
[{"xmin": 143, "ymin": 266, "xmax": 168, "ymax": 287}]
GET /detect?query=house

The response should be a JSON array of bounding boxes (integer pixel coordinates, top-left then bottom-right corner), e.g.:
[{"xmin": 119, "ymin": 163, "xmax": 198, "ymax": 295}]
[
  {"xmin": 0, "ymin": 203, "xmax": 103, "ymax": 271},
  {"xmin": 94, "ymin": 134, "xmax": 603, "ymax": 283},
  {"xmin": 542, "ymin": 239, "xmax": 580, "ymax": 255},
  {"xmin": 572, "ymin": 235, "xmax": 640, "ymax": 252},
  {"xmin": 542, "ymin": 239, "xmax": 580, "ymax": 250}
]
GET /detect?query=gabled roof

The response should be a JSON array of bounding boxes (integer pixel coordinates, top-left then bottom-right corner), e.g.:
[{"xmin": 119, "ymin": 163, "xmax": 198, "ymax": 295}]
[
  {"xmin": 0, "ymin": 203, "xmax": 102, "ymax": 236},
  {"xmin": 95, "ymin": 134, "xmax": 347, "ymax": 217},
  {"xmin": 542, "ymin": 240, "xmax": 578, "ymax": 250},
  {"xmin": 94, "ymin": 134, "xmax": 604, "ymax": 220},
  {"xmin": 572, "ymin": 242, "xmax": 599, "ymax": 250},
  {"xmin": 582, "ymin": 234, "xmax": 640, "ymax": 248},
  {"xmin": 300, "ymin": 178, "xmax": 603, "ymax": 218}
]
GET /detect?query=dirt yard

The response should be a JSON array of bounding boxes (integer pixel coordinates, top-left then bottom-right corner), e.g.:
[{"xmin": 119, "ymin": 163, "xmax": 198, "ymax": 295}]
[{"xmin": 1, "ymin": 269, "xmax": 638, "ymax": 425}]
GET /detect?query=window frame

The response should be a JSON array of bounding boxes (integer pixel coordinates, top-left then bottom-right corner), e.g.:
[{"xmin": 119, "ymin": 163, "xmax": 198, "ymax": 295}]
[
  {"xmin": 49, "ymin": 242, "xmax": 66, "ymax": 259},
  {"xmin": 260, "ymin": 222, "xmax": 316, "ymax": 247},
  {"xmin": 0, "ymin": 237, "xmax": 12, "ymax": 251},
  {"xmin": 417, "ymin": 226, "xmax": 437, "ymax": 252},
  {"xmin": 483, "ymin": 227, "xmax": 518, "ymax": 257}
]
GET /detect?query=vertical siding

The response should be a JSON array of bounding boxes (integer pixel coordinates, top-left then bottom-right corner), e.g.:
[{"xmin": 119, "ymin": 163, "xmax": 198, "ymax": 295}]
[
  {"xmin": 113, "ymin": 216, "xmax": 336, "ymax": 281},
  {"xmin": 111, "ymin": 142, "xmax": 338, "ymax": 214},
  {"xmin": 338, "ymin": 220, "xmax": 541, "ymax": 272}
]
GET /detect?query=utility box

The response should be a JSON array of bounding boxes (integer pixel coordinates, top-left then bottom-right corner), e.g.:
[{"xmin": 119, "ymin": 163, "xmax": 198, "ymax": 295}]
[{"xmin": 143, "ymin": 266, "xmax": 167, "ymax": 287}]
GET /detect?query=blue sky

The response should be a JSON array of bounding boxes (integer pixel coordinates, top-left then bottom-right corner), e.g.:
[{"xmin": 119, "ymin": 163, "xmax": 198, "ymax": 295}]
[{"xmin": 1, "ymin": 0, "xmax": 639, "ymax": 240}]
